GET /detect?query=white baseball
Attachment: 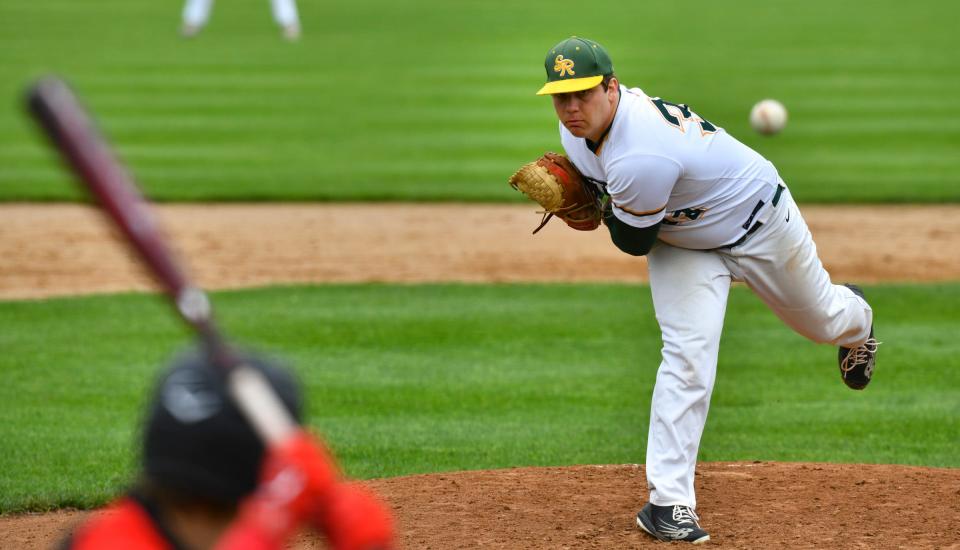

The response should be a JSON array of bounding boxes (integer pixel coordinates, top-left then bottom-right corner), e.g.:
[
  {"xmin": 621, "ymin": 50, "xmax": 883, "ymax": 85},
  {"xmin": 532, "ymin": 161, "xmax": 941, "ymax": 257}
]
[{"xmin": 749, "ymin": 99, "xmax": 788, "ymax": 135}]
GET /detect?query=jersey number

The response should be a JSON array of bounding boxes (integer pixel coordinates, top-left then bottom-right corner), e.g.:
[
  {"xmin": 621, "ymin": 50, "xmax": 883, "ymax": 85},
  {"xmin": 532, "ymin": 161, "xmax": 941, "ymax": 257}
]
[{"xmin": 651, "ymin": 98, "xmax": 717, "ymax": 135}]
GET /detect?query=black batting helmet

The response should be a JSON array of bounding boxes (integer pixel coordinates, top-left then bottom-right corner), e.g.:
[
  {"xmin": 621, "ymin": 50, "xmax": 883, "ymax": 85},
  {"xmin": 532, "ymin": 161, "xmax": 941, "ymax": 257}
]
[{"xmin": 141, "ymin": 345, "xmax": 303, "ymax": 504}]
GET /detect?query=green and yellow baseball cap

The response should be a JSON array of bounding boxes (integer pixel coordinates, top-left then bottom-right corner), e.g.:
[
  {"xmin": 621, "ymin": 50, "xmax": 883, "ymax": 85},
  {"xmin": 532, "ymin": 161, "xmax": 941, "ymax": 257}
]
[{"xmin": 536, "ymin": 36, "xmax": 614, "ymax": 95}]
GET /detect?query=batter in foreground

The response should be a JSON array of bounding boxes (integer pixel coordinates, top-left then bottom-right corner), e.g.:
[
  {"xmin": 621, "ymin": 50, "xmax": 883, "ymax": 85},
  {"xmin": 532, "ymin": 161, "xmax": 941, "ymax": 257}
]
[{"xmin": 523, "ymin": 36, "xmax": 880, "ymax": 544}]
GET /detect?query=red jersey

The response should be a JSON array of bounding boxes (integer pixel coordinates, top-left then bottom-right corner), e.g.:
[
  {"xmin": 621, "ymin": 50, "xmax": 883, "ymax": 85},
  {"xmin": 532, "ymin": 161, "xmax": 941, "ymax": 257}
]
[{"xmin": 62, "ymin": 493, "xmax": 184, "ymax": 550}]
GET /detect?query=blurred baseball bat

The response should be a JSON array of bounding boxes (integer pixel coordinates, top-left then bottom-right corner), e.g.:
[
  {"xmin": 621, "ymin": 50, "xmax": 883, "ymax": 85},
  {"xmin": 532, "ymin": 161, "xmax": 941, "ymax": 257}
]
[{"xmin": 25, "ymin": 77, "xmax": 294, "ymax": 445}]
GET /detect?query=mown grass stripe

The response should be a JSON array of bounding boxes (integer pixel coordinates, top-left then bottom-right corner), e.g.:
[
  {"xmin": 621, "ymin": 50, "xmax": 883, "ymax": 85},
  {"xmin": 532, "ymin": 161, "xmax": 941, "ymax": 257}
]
[
  {"xmin": 1, "ymin": 0, "xmax": 957, "ymax": 202},
  {"xmin": 0, "ymin": 283, "xmax": 956, "ymax": 512}
]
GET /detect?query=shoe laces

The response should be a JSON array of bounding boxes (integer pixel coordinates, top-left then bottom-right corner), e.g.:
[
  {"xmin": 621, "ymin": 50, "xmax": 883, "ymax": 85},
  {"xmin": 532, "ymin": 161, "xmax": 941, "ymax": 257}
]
[
  {"xmin": 672, "ymin": 505, "xmax": 700, "ymax": 525},
  {"xmin": 840, "ymin": 338, "xmax": 881, "ymax": 373}
]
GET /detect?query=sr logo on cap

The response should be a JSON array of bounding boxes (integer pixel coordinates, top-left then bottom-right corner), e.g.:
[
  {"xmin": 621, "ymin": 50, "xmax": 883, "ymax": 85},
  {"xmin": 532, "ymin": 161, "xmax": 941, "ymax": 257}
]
[{"xmin": 554, "ymin": 55, "xmax": 575, "ymax": 77}]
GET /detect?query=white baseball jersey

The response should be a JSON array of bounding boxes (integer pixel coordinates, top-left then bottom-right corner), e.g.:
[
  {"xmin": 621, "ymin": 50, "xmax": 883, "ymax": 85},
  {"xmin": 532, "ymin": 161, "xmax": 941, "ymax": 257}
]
[
  {"xmin": 555, "ymin": 87, "xmax": 875, "ymax": 513},
  {"xmin": 561, "ymin": 86, "xmax": 784, "ymax": 250}
]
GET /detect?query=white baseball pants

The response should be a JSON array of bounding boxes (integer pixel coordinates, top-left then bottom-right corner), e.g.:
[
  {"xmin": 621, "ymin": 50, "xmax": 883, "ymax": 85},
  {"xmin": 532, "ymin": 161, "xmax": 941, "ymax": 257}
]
[
  {"xmin": 644, "ymin": 187, "xmax": 872, "ymax": 508},
  {"xmin": 269, "ymin": 0, "xmax": 300, "ymax": 27},
  {"xmin": 182, "ymin": 0, "xmax": 214, "ymax": 27},
  {"xmin": 182, "ymin": 0, "xmax": 300, "ymax": 28}
]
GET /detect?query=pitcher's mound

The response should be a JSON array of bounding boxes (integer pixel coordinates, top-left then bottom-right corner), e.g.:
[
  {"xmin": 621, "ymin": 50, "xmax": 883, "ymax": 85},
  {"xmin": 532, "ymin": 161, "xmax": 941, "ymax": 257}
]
[
  {"xmin": 366, "ymin": 462, "xmax": 959, "ymax": 549},
  {"xmin": 3, "ymin": 462, "xmax": 958, "ymax": 549}
]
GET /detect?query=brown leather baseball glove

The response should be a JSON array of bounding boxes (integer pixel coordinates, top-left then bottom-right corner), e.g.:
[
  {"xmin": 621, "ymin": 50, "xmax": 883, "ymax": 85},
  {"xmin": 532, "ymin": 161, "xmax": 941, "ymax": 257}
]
[{"xmin": 508, "ymin": 152, "xmax": 602, "ymax": 234}]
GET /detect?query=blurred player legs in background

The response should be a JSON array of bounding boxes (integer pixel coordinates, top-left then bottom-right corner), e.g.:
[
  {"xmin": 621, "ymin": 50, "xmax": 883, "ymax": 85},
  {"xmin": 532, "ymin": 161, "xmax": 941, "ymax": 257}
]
[{"xmin": 181, "ymin": 0, "xmax": 302, "ymax": 40}]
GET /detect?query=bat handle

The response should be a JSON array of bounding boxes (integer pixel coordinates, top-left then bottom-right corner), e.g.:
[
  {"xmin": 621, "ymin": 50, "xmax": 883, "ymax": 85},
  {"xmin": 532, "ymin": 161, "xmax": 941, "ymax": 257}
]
[
  {"xmin": 229, "ymin": 366, "xmax": 298, "ymax": 444},
  {"xmin": 194, "ymin": 317, "xmax": 298, "ymax": 445}
]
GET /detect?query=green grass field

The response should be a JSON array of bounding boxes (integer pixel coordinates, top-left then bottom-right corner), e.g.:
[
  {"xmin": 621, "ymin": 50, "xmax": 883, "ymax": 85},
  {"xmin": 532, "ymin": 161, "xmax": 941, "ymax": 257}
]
[
  {"xmin": 1, "ymin": 284, "xmax": 957, "ymax": 513},
  {"xmin": 1, "ymin": 0, "xmax": 958, "ymax": 202}
]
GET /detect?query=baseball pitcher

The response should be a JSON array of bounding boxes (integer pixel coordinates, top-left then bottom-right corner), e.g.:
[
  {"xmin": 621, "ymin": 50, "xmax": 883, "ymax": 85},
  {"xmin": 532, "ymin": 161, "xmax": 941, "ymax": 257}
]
[{"xmin": 509, "ymin": 36, "xmax": 880, "ymax": 544}]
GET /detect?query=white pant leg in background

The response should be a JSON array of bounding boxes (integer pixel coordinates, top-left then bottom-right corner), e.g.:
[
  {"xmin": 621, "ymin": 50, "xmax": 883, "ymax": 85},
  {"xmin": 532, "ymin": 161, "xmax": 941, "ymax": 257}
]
[
  {"xmin": 271, "ymin": 0, "xmax": 300, "ymax": 27},
  {"xmin": 182, "ymin": 0, "xmax": 214, "ymax": 27},
  {"xmin": 721, "ymin": 189, "xmax": 873, "ymax": 348},
  {"xmin": 645, "ymin": 242, "xmax": 731, "ymax": 508}
]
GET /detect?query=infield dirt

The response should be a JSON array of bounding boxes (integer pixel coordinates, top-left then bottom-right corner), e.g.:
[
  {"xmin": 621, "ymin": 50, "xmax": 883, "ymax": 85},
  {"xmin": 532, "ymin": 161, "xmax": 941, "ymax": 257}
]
[
  {"xmin": 1, "ymin": 204, "xmax": 958, "ymax": 549},
  {"xmin": 2, "ymin": 203, "xmax": 959, "ymax": 299},
  {"xmin": 3, "ymin": 463, "xmax": 959, "ymax": 549}
]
